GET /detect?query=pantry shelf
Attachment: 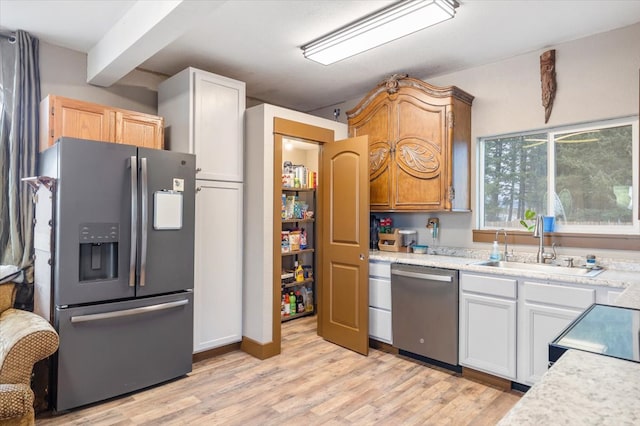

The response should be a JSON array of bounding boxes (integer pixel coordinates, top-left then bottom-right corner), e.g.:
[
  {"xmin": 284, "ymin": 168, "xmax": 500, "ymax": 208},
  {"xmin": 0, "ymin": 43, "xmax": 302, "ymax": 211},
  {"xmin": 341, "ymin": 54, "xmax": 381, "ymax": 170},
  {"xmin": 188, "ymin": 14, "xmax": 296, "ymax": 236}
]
[
  {"xmin": 282, "ymin": 278, "xmax": 314, "ymax": 289},
  {"xmin": 281, "ymin": 311, "xmax": 315, "ymax": 322},
  {"xmin": 282, "ymin": 187, "xmax": 315, "ymax": 192},
  {"xmin": 280, "ymin": 168, "xmax": 317, "ymax": 324},
  {"xmin": 281, "ymin": 248, "xmax": 315, "ymax": 257},
  {"xmin": 282, "ymin": 218, "xmax": 315, "ymax": 224}
]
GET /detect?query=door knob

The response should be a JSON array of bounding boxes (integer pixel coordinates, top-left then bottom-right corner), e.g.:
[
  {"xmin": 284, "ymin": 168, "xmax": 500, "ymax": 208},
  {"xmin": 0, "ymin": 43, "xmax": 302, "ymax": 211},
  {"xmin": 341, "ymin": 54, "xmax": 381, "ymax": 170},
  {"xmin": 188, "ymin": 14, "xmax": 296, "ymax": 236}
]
[{"xmin": 359, "ymin": 254, "xmax": 365, "ymax": 260}]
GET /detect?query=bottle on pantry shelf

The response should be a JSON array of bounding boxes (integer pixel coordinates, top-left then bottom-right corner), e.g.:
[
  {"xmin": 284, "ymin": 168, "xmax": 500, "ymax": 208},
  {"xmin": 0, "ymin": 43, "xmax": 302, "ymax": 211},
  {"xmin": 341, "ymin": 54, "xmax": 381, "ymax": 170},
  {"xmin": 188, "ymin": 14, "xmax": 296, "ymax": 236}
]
[
  {"xmin": 489, "ymin": 240, "xmax": 501, "ymax": 261},
  {"xmin": 306, "ymin": 289, "xmax": 313, "ymax": 312},
  {"xmin": 289, "ymin": 291, "xmax": 296, "ymax": 315},
  {"xmin": 284, "ymin": 293, "xmax": 290, "ymax": 317},
  {"xmin": 281, "ymin": 294, "xmax": 285, "ymax": 318},
  {"xmin": 295, "ymin": 261, "xmax": 304, "ymax": 282},
  {"xmin": 300, "ymin": 228, "xmax": 307, "ymax": 249},
  {"xmin": 300, "ymin": 287, "xmax": 308, "ymax": 312},
  {"xmin": 296, "ymin": 290, "xmax": 304, "ymax": 313}
]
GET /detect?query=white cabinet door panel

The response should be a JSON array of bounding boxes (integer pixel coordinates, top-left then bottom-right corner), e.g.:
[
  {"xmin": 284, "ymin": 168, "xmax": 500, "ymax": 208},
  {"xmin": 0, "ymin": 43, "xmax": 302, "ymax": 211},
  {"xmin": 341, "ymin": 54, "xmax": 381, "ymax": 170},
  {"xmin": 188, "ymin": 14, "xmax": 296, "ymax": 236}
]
[
  {"xmin": 193, "ymin": 181, "xmax": 243, "ymax": 352},
  {"xmin": 517, "ymin": 280, "xmax": 595, "ymax": 385},
  {"xmin": 460, "ymin": 293, "xmax": 517, "ymax": 380},
  {"xmin": 517, "ymin": 301, "xmax": 582, "ymax": 385},
  {"xmin": 194, "ymin": 71, "xmax": 245, "ymax": 182}
]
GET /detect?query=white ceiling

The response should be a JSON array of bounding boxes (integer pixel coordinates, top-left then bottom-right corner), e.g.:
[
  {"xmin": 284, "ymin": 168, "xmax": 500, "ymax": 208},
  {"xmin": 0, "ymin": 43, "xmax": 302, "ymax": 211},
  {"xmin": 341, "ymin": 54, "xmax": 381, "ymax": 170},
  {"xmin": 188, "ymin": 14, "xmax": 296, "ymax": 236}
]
[{"xmin": 2, "ymin": 0, "xmax": 640, "ymax": 112}]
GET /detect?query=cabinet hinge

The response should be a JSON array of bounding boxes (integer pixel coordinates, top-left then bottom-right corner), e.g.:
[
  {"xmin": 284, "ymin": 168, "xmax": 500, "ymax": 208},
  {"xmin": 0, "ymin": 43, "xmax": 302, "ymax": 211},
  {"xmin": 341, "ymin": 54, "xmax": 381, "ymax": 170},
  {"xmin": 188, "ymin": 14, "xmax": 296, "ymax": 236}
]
[
  {"xmin": 50, "ymin": 129, "xmax": 54, "ymax": 138},
  {"xmin": 447, "ymin": 111, "xmax": 454, "ymax": 129},
  {"xmin": 448, "ymin": 186, "xmax": 455, "ymax": 201},
  {"xmin": 51, "ymin": 106, "xmax": 54, "ymax": 116}
]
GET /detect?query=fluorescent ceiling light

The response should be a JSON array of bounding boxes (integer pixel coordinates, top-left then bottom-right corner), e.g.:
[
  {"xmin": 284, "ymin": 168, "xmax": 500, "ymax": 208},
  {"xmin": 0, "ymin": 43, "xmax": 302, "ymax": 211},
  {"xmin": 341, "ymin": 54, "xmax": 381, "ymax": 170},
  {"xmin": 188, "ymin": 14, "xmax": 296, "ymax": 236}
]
[{"xmin": 302, "ymin": 0, "xmax": 459, "ymax": 66}]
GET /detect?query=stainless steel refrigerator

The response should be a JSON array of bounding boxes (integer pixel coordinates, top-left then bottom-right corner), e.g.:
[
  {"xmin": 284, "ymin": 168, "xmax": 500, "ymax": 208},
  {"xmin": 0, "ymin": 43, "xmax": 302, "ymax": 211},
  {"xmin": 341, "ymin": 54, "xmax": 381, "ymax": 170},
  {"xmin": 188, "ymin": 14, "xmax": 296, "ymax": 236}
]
[{"xmin": 34, "ymin": 137, "xmax": 195, "ymax": 412}]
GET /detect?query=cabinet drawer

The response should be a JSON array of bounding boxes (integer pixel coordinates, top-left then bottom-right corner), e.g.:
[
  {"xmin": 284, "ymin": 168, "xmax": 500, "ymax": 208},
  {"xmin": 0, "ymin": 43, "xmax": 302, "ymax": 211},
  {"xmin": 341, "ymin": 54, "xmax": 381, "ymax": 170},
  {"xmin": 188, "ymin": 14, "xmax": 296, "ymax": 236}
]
[
  {"xmin": 461, "ymin": 273, "xmax": 517, "ymax": 299},
  {"xmin": 522, "ymin": 281, "xmax": 595, "ymax": 309},
  {"xmin": 369, "ymin": 261, "xmax": 391, "ymax": 279},
  {"xmin": 369, "ymin": 277, "xmax": 391, "ymax": 310},
  {"xmin": 369, "ymin": 307, "xmax": 392, "ymax": 344}
]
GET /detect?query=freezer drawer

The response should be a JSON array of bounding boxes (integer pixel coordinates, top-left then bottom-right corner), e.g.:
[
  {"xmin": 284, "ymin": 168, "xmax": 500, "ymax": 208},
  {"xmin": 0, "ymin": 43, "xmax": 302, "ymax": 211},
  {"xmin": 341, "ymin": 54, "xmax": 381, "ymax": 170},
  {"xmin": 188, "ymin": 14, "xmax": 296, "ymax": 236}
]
[{"xmin": 53, "ymin": 292, "xmax": 193, "ymax": 411}]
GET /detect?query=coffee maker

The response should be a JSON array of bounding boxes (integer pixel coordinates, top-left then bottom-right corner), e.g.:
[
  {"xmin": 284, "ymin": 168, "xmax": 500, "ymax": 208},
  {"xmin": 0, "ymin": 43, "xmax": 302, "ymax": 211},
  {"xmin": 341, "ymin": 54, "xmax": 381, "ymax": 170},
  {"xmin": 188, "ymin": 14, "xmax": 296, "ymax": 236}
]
[{"xmin": 370, "ymin": 214, "xmax": 380, "ymax": 250}]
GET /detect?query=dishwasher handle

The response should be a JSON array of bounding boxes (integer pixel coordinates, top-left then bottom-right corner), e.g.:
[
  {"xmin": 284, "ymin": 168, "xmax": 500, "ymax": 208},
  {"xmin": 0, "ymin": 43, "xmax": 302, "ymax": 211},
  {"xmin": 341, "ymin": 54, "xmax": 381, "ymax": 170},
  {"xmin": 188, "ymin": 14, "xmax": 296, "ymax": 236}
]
[{"xmin": 391, "ymin": 269, "xmax": 453, "ymax": 282}]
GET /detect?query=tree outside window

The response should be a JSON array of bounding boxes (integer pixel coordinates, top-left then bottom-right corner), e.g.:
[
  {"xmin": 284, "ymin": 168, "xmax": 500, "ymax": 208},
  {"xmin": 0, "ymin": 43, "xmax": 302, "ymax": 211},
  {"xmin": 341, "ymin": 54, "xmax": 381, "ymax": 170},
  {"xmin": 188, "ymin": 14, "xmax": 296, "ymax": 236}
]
[{"xmin": 480, "ymin": 118, "xmax": 637, "ymax": 233}]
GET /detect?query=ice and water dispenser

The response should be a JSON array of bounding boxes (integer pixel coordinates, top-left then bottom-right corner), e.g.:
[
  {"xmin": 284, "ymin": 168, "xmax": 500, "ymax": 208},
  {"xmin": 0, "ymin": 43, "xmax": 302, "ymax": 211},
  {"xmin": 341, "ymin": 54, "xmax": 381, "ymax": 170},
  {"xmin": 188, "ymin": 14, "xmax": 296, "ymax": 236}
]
[{"xmin": 79, "ymin": 223, "xmax": 119, "ymax": 281}]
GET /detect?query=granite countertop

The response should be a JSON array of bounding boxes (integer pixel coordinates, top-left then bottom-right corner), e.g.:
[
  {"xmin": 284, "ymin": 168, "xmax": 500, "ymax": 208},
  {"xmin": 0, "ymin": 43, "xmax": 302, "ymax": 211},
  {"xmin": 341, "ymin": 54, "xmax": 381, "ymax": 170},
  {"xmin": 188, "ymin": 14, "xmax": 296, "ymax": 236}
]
[
  {"xmin": 369, "ymin": 250, "xmax": 640, "ymax": 291},
  {"xmin": 499, "ymin": 283, "xmax": 640, "ymax": 424},
  {"xmin": 371, "ymin": 248, "xmax": 640, "ymax": 424},
  {"xmin": 498, "ymin": 350, "xmax": 640, "ymax": 425}
]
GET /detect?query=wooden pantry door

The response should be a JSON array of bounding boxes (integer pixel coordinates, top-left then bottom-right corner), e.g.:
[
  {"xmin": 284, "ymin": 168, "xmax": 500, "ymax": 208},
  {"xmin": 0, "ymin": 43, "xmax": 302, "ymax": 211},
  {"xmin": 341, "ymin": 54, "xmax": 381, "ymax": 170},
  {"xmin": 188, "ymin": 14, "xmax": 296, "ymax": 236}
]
[{"xmin": 320, "ymin": 136, "xmax": 370, "ymax": 355}]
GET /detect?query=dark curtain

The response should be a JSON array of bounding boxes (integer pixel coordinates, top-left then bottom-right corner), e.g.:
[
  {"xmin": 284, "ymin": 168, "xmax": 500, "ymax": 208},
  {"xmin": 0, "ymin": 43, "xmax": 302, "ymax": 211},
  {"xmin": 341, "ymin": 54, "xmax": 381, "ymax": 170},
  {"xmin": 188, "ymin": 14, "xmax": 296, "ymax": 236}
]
[{"xmin": 0, "ymin": 30, "xmax": 40, "ymax": 309}]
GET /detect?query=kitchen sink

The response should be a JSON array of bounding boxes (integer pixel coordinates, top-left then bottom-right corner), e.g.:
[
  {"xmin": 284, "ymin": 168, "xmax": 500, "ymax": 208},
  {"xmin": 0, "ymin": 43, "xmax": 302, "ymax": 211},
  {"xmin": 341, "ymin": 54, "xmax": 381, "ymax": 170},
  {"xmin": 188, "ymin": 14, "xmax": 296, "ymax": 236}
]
[{"xmin": 475, "ymin": 260, "xmax": 605, "ymax": 278}]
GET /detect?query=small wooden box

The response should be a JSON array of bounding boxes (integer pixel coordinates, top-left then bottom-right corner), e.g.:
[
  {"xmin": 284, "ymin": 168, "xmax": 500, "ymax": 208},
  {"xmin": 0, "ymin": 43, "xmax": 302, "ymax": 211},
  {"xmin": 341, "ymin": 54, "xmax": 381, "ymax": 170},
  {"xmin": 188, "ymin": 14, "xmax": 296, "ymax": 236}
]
[{"xmin": 378, "ymin": 229, "xmax": 410, "ymax": 252}]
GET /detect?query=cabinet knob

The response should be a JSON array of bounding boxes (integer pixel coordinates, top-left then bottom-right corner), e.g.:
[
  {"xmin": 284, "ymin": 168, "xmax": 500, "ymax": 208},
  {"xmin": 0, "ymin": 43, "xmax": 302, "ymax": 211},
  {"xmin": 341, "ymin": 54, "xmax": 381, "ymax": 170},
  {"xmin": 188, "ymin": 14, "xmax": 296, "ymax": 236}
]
[
  {"xmin": 196, "ymin": 168, "xmax": 202, "ymax": 173},
  {"xmin": 196, "ymin": 187, "xmax": 202, "ymax": 193}
]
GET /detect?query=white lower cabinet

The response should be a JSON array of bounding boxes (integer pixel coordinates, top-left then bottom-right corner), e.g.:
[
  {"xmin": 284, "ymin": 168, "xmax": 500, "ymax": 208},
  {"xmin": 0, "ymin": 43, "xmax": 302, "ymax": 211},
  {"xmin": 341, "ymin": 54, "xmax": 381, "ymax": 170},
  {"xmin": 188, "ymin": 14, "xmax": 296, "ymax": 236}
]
[
  {"xmin": 516, "ymin": 280, "xmax": 595, "ymax": 385},
  {"xmin": 193, "ymin": 181, "xmax": 243, "ymax": 353},
  {"xmin": 602, "ymin": 288, "xmax": 624, "ymax": 304},
  {"xmin": 369, "ymin": 261, "xmax": 392, "ymax": 344},
  {"xmin": 459, "ymin": 272, "xmax": 517, "ymax": 380}
]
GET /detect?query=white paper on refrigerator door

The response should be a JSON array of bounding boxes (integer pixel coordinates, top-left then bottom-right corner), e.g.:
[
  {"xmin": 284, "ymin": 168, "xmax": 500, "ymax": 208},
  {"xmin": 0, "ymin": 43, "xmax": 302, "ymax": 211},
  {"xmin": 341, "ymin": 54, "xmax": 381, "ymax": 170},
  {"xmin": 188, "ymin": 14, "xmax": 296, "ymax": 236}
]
[{"xmin": 153, "ymin": 191, "xmax": 183, "ymax": 230}]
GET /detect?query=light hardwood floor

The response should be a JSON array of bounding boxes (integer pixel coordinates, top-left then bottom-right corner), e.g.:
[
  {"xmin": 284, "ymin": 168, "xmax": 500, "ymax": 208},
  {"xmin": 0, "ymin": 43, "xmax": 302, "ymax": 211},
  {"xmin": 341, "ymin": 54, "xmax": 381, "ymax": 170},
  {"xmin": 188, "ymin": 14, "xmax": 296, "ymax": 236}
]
[{"xmin": 37, "ymin": 316, "xmax": 521, "ymax": 425}]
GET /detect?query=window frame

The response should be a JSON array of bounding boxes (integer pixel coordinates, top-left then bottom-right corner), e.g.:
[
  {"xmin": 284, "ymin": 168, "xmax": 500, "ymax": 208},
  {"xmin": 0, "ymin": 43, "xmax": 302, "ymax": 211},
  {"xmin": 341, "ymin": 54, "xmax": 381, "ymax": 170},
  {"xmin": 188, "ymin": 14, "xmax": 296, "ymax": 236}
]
[{"xmin": 477, "ymin": 116, "xmax": 640, "ymax": 236}]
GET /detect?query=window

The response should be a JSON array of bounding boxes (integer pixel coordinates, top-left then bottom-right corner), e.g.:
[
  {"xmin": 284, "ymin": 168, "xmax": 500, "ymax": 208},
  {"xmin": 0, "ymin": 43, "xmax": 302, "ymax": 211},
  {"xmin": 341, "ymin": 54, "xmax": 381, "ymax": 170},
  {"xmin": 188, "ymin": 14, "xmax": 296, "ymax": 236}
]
[{"xmin": 479, "ymin": 117, "xmax": 639, "ymax": 234}]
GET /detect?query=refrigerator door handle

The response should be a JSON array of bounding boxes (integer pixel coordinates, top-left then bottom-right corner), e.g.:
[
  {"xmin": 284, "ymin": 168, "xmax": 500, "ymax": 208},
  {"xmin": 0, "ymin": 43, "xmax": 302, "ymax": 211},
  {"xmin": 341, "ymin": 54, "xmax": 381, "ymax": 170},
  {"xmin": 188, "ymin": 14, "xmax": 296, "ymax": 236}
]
[
  {"xmin": 70, "ymin": 299, "xmax": 189, "ymax": 323},
  {"xmin": 139, "ymin": 157, "xmax": 148, "ymax": 287},
  {"xmin": 129, "ymin": 156, "xmax": 138, "ymax": 287}
]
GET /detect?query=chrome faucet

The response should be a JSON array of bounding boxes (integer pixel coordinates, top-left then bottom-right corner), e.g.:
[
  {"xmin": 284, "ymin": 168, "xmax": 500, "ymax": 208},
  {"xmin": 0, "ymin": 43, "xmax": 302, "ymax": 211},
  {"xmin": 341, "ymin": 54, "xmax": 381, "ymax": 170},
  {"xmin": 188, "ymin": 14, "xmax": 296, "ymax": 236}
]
[
  {"xmin": 496, "ymin": 229, "xmax": 513, "ymax": 261},
  {"xmin": 533, "ymin": 216, "xmax": 556, "ymax": 263}
]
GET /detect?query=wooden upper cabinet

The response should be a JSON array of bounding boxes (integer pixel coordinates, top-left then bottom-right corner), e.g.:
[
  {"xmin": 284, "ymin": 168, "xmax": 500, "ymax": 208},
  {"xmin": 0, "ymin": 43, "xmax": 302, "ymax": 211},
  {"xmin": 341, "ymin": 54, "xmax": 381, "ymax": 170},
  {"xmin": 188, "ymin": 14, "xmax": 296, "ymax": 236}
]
[
  {"xmin": 114, "ymin": 111, "xmax": 164, "ymax": 149},
  {"xmin": 39, "ymin": 95, "xmax": 164, "ymax": 152},
  {"xmin": 347, "ymin": 75, "xmax": 474, "ymax": 212}
]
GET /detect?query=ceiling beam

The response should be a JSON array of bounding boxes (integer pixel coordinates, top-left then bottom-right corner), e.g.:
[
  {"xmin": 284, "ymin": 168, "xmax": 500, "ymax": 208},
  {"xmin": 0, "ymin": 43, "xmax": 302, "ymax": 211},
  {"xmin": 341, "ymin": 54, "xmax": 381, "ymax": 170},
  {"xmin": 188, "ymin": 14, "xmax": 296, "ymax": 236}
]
[{"xmin": 87, "ymin": 0, "xmax": 224, "ymax": 87}]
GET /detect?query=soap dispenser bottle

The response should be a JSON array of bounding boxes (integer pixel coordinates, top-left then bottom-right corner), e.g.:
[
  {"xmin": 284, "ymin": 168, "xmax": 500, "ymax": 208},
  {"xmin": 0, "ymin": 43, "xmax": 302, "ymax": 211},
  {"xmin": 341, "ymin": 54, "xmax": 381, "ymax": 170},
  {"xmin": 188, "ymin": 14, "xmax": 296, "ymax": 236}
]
[{"xmin": 489, "ymin": 241, "xmax": 502, "ymax": 261}]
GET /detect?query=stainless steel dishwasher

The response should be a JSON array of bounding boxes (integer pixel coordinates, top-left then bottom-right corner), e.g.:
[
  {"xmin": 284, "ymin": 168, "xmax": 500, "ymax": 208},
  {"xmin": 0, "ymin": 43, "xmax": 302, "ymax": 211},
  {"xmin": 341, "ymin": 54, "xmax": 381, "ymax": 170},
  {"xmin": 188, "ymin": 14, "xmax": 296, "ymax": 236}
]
[{"xmin": 391, "ymin": 263, "xmax": 459, "ymax": 369}]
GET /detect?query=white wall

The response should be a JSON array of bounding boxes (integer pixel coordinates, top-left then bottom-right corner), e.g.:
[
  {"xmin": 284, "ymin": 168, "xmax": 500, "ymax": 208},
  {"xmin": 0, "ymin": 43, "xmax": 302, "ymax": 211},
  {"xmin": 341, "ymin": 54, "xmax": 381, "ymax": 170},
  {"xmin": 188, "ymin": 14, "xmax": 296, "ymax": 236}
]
[
  {"xmin": 309, "ymin": 22, "xmax": 640, "ymax": 258},
  {"xmin": 39, "ymin": 41, "xmax": 158, "ymax": 114}
]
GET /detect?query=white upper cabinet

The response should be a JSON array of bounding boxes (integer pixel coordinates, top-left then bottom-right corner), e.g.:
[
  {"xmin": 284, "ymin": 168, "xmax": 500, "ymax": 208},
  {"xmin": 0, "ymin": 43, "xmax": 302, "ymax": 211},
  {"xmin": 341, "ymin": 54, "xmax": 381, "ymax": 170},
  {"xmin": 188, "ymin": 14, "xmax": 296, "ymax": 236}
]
[{"xmin": 159, "ymin": 67, "xmax": 246, "ymax": 182}]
